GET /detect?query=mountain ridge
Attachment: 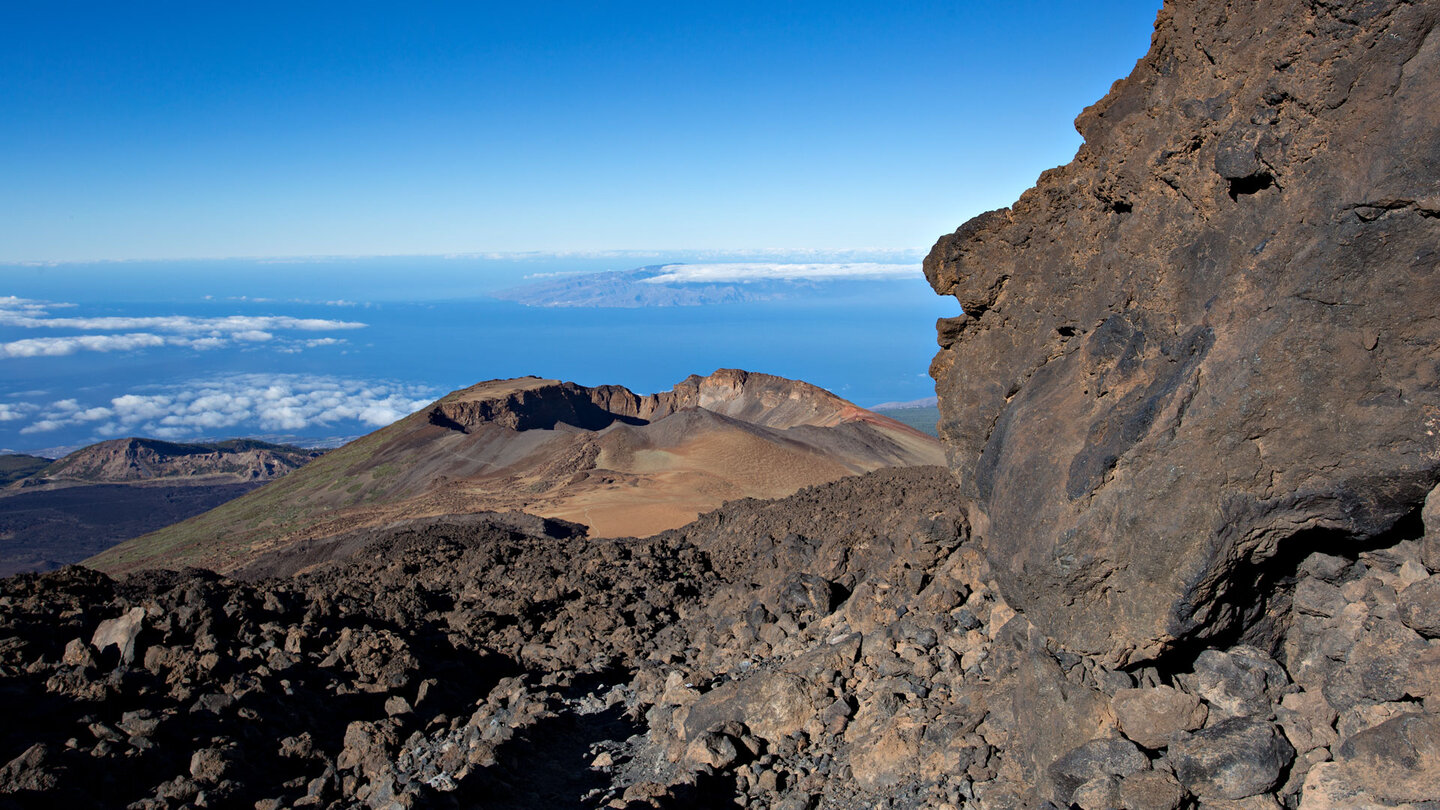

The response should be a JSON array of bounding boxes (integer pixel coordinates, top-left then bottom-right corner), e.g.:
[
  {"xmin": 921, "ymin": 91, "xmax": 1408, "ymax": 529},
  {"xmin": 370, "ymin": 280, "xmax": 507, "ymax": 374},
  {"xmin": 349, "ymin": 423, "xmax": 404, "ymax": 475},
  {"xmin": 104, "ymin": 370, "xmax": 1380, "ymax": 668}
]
[{"xmin": 15, "ymin": 437, "xmax": 320, "ymax": 489}]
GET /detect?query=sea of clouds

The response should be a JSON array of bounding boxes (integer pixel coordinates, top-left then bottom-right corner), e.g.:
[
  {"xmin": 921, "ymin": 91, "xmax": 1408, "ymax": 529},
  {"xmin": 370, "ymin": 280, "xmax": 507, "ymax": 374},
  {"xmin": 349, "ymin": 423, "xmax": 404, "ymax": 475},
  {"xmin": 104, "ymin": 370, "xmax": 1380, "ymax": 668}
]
[{"xmin": 8, "ymin": 374, "xmax": 436, "ymax": 442}]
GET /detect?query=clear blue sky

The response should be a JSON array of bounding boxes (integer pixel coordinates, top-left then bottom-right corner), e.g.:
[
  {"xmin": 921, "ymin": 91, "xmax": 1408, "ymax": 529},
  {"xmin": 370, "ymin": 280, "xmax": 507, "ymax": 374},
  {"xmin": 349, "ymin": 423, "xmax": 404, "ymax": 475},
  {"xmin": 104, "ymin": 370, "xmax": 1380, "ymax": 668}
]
[{"xmin": 1, "ymin": 1, "xmax": 1161, "ymax": 262}]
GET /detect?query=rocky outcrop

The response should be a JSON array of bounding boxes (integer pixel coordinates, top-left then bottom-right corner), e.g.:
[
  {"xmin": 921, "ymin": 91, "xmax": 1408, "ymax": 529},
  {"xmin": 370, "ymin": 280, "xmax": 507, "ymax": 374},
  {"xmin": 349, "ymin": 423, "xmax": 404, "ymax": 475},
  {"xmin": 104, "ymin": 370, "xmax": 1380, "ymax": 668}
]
[
  {"xmin": 926, "ymin": 0, "xmax": 1440, "ymax": 664},
  {"xmin": 427, "ymin": 370, "xmax": 870, "ymax": 433}
]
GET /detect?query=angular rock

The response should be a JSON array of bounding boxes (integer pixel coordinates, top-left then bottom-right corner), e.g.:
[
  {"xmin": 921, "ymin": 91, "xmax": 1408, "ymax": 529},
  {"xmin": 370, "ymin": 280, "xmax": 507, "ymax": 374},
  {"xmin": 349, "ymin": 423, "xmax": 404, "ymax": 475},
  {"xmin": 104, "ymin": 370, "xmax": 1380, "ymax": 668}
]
[
  {"xmin": 686, "ymin": 731, "xmax": 739, "ymax": 770},
  {"xmin": 90, "ymin": 606, "xmax": 146, "ymax": 664},
  {"xmin": 1299, "ymin": 713, "xmax": 1440, "ymax": 808},
  {"xmin": 1045, "ymin": 737, "xmax": 1148, "ymax": 805},
  {"xmin": 1167, "ymin": 717, "xmax": 1295, "ymax": 800},
  {"xmin": 1275, "ymin": 691, "xmax": 1338, "ymax": 755},
  {"xmin": 925, "ymin": 0, "xmax": 1440, "ymax": 665},
  {"xmin": 982, "ymin": 618, "xmax": 1115, "ymax": 795},
  {"xmin": 1117, "ymin": 770, "xmax": 1185, "ymax": 810},
  {"xmin": 0, "ymin": 744, "xmax": 60, "ymax": 793},
  {"xmin": 1321, "ymin": 619, "xmax": 1429, "ymax": 710},
  {"xmin": 1113, "ymin": 684, "xmax": 1208, "ymax": 749},
  {"xmin": 680, "ymin": 671, "xmax": 815, "ymax": 746},
  {"xmin": 1178, "ymin": 646, "xmax": 1291, "ymax": 721},
  {"xmin": 1070, "ymin": 775, "xmax": 1122, "ymax": 810},
  {"xmin": 1397, "ymin": 574, "xmax": 1440, "ymax": 637},
  {"xmin": 60, "ymin": 637, "xmax": 95, "ymax": 668},
  {"xmin": 189, "ymin": 744, "xmax": 237, "ymax": 785}
]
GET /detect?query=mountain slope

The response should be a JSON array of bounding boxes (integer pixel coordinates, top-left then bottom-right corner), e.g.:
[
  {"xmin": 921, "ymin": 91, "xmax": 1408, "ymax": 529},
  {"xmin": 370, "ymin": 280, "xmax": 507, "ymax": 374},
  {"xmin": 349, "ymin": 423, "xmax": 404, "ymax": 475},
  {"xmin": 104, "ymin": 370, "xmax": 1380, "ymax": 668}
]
[
  {"xmin": 0, "ymin": 438, "xmax": 321, "ymax": 577},
  {"xmin": 89, "ymin": 370, "xmax": 943, "ymax": 574},
  {"xmin": 0, "ymin": 455, "xmax": 49, "ymax": 487}
]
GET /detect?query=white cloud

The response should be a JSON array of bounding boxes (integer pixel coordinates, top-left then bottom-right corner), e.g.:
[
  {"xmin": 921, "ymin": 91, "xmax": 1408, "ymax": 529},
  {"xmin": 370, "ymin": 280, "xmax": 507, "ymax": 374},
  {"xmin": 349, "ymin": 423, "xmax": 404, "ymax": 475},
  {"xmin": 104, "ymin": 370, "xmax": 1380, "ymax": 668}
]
[
  {"xmin": 20, "ymin": 373, "xmax": 437, "ymax": 440},
  {"xmin": 0, "ymin": 402, "xmax": 37, "ymax": 422},
  {"xmin": 0, "ymin": 297, "xmax": 366, "ymax": 359},
  {"xmin": 0, "ymin": 333, "xmax": 169, "ymax": 358},
  {"xmin": 642, "ymin": 263, "xmax": 919, "ymax": 284},
  {"xmin": 20, "ymin": 420, "xmax": 66, "ymax": 435},
  {"xmin": 0, "ymin": 305, "xmax": 367, "ymax": 334}
]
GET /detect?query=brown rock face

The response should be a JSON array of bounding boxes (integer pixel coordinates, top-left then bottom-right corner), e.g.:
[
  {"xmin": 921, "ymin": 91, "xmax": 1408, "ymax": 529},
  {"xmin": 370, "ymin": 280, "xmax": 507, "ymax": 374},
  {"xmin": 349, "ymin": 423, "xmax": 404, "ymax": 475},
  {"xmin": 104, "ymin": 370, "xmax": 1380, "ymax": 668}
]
[{"xmin": 926, "ymin": 0, "xmax": 1440, "ymax": 664}]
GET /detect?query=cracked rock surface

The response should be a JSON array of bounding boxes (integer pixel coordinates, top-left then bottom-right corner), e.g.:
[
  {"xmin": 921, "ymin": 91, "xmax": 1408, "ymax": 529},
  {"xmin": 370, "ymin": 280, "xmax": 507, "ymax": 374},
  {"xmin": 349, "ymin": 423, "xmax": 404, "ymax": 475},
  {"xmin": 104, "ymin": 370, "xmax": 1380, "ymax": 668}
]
[{"xmin": 926, "ymin": 0, "xmax": 1440, "ymax": 665}]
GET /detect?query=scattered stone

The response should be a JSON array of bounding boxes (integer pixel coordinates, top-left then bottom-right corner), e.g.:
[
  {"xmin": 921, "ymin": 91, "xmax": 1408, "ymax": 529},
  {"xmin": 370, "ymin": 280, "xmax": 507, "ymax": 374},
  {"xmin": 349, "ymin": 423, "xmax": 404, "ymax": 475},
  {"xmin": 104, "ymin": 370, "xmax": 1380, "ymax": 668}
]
[
  {"xmin": 686, "ymin": 731, "xmax": 739, "ymax": 770},
  {"xmin": 1168, "ymin": 717, "xmax": 1296, "ymax": 800},
  {"xmin": 1113, "ymin": 685, "xmax": 1208, "ymax": 749},
  {"xmin": 1046, "ymin": 737, "xmax": 1149, "ymax": 804},
  {"xmin": 1397, "ymin": 575, "xmax": 1440, "ymax": 637},
  {"xmin": 90, "ymin": 606, "xmax": 146, "ymax": 664},
  {"xmin": 1117, "ymin": 770, "xmax": 1186, "ymax": 810},
  {"xmin": 1179, "ymin": 647, "xmax": 1291, "ymax": 721}
]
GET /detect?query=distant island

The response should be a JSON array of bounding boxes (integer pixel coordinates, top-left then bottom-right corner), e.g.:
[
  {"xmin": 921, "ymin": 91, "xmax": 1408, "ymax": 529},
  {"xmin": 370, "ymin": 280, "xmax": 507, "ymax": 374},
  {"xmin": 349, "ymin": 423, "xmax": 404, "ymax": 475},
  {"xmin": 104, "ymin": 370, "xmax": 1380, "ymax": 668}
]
[{"xmin": 492, "ymin": 262, "xmax": 918, "ymax": 307}]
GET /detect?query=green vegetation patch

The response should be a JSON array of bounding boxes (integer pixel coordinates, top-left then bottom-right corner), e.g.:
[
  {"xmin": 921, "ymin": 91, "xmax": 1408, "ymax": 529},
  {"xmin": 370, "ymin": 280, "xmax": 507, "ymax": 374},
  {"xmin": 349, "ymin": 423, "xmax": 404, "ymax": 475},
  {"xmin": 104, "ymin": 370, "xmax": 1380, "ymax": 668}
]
[{"xmin": 0, "ymin": 454, "xmax": 53, "ymax": 486}]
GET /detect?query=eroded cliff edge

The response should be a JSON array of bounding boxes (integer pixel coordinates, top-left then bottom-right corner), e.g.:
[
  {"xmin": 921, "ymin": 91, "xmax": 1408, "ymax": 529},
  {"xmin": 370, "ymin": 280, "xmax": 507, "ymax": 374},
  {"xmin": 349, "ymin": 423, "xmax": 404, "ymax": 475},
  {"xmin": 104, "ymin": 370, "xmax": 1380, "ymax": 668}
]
[{"xmin": 927, "ymin": 0, "xmax": 1440, "ymax": 665}]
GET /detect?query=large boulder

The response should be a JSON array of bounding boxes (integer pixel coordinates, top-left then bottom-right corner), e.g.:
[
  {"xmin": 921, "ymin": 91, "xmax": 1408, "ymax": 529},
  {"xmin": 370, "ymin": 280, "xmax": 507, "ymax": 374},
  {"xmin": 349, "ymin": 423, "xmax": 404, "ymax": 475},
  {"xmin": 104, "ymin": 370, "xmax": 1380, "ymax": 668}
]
[{"xmin": 926, "ymin": 0, "xmax": 1440, "ymax": 664}]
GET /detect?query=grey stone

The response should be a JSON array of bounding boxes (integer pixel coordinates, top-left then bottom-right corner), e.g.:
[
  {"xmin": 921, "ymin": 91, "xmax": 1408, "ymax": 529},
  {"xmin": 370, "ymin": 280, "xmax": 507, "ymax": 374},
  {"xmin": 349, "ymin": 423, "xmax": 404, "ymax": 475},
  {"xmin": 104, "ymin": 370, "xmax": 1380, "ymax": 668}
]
[
  {"xmin": 1046, "ymin": 737, "xmax": 1149, "ymax": 804},
  {"xmin": 1167, "ymin": 717, "xmax": 1295, "ymax": 800},
  {"xmin": 1113, "ymin": 685, "xmax": 1208, "ymax": 749},
  {"xmin": 1179, "ymin": 646, "xmax": 1291, "ymax": 721},
  {"xmin": 90, "ymin": 607, "xmax": 146, "ymax": 665},
  {"xmin": 1398, "ymin": 574, "xmax": 1440, "ymax": 637}
]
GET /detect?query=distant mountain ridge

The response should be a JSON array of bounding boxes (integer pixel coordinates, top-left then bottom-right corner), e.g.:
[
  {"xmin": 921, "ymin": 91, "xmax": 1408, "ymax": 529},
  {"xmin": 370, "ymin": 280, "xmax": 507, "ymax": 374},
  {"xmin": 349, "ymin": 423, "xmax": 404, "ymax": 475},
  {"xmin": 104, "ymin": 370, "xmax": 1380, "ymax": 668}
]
[
  {"xmin": 492, "ymin": 265, "xmax": 789, "ymax": 307},
  {"xmin": 492, "ymin": 262, "xmax": 919, "ymax": 308},
  {"xmin": 91, "ymin": 369, "xmax": 944, "ymax": 575},
  {"xmin": 20, "ymin": 437, "xmax": 321, "ymax": 487},
  {"xmin": 869, "ymin": 395, "xmax": 939, "ymax": 411}
]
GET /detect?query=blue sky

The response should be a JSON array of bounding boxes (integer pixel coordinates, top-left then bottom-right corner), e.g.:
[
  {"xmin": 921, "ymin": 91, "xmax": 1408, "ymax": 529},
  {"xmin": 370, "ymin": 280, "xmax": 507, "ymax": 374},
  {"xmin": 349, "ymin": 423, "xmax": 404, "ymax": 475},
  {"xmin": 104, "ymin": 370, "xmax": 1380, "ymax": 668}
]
[{"xmin": 2, "ymin": 1, "xmax": 1162, "ymax": 262}]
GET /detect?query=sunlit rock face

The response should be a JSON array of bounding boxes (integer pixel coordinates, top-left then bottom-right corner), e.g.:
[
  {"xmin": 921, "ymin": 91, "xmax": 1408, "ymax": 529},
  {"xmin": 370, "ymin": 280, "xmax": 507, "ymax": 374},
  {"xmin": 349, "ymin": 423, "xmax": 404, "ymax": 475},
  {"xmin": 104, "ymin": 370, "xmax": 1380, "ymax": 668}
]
[{"xmin": 926, "ymin": 0, "xmax": 1440, "ymax": 665}]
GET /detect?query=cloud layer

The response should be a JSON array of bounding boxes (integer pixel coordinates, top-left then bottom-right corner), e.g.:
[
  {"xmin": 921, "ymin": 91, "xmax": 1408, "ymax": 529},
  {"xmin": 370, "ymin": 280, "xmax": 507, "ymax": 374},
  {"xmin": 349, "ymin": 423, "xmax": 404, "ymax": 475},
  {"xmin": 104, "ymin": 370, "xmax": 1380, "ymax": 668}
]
[
  {"xmin": 12, "ymin": 374, "xmax": 435, "ymax": 440},
  {"xmin": 0, "ymin": 296, "xmax": 364, "ymax": 359}
]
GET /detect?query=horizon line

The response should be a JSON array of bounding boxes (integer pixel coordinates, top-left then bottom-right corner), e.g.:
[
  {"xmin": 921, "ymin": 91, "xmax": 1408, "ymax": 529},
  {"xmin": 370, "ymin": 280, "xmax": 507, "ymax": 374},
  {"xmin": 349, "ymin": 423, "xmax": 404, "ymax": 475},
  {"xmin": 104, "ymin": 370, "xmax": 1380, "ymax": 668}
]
[{"xmin": 0, "ymin": 246, "xmax": 930, "ymax": 268}]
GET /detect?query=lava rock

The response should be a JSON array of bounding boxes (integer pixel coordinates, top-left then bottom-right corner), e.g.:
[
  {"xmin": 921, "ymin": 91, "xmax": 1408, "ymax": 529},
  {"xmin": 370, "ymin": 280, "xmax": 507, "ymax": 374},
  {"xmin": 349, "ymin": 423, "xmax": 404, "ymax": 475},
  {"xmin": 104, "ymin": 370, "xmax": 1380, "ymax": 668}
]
[
  {"xmin": 1168, "ymin": 717, "xmax": 1296, "ymax": 800},
  {"xmin": 925, "ymin": 0, "xmax": 1440, "ymax": 665},
  {"xmin": 1046, "ymin": 737, "xmax": 1149, "ymax": 804},
  {"xmin": 1298, "ymin": 712, "xmax": 1440, "ymax": 808},
  {"xmin": 1117, "ymin": 770, "xmax": 1186, "ymax": 810},
  {"xmin": 1397, "ymin": 574, "xmax": 1440, "ymax": 637},
  {"xmin": 1179, "ymin": 646, "xmax": 1291, "ymax": 721},
  {"xmin": 1113, "ymin": 685, "xmax": 1208, "ymax": 749},
  {"xmin": 90, "ymin": 606, "xmax": 146, "ymax": 664}
]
